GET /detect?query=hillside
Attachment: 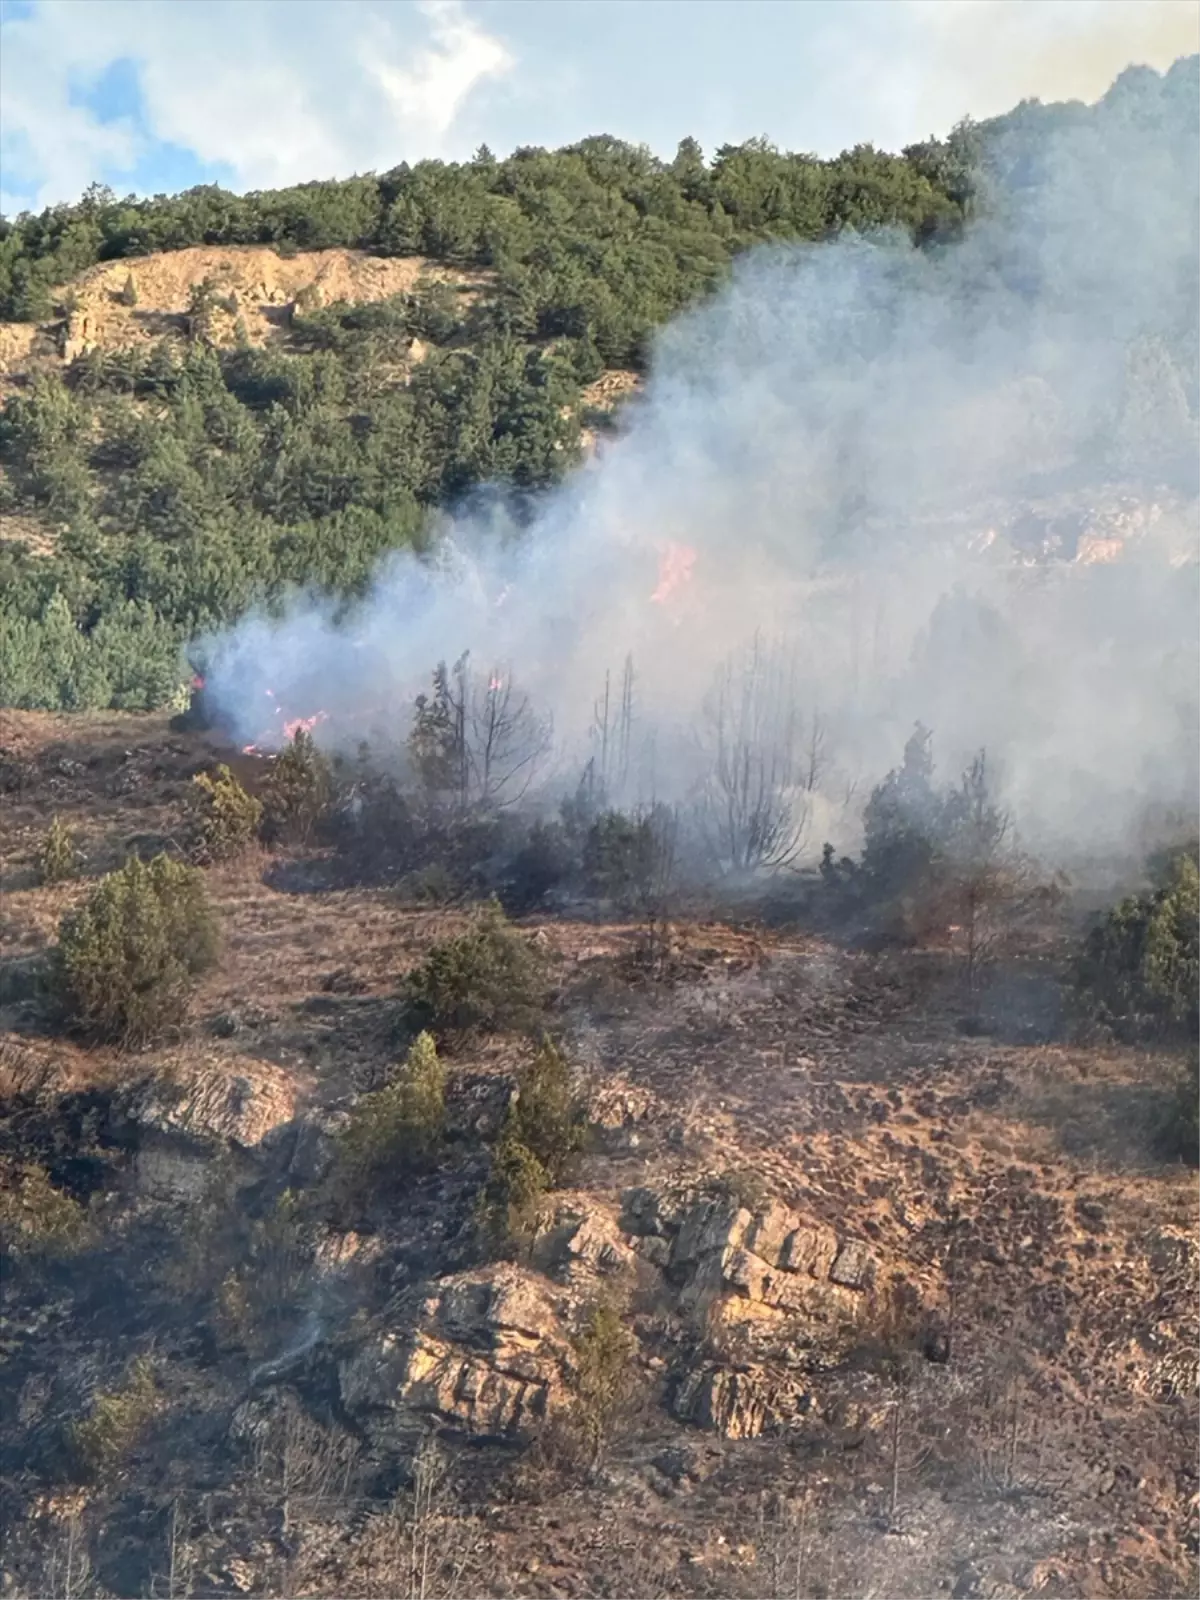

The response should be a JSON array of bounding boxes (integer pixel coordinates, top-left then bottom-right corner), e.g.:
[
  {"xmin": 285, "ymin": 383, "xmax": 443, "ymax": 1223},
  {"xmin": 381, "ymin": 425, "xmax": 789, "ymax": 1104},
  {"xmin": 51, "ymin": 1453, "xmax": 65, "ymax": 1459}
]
[
  {"xmin": 1, "ymin": 60, "xmax": 1197, "ymax": 718},
  {"xmin": 0, "ymin": 55, "xmax": 1197, "ymax": 1600},
  {"xmin": 0, "ymin": 707, "xmax": 1196, "ymax": 1599},
  {"xmin": 0, "ymin": 246, "xmax": 488, "ymax": 395}
]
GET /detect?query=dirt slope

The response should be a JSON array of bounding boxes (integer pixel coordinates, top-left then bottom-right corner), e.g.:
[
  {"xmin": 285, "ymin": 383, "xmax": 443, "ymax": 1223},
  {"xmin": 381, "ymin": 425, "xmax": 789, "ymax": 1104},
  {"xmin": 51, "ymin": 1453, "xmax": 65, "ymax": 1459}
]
[
  {"xmin": 0, "ymin": 707, "xmax": 1196, "ymax": 1599},
  {"xmin": 0, "ymin": 245, "xmax": 486, "ymax": 390}
]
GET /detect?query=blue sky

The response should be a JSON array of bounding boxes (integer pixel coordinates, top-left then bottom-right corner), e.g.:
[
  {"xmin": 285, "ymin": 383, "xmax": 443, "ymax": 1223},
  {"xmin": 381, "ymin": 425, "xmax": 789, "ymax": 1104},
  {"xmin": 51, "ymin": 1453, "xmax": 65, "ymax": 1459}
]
[{"xmin": 1, "ymin": 0, "xmax": 1197, "ymax": 217}]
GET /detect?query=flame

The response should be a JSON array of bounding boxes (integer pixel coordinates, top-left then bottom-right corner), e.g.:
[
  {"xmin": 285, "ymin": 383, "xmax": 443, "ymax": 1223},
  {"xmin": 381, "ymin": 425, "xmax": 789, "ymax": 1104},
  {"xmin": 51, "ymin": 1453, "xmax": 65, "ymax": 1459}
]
[
  {"xmin": 238, "ymin": 688, "xmax": 328, "ymax": 753},
  {"xmin": 283, "ymin": 712, "xmax": 328, "ymax": 740},
  {"xmin": 488, "ymin": 675, "xmax": 504, "ymax": 693},
  {"xmin": 651, "ymin": 541, "xmax": 697, "ymax": 604}
]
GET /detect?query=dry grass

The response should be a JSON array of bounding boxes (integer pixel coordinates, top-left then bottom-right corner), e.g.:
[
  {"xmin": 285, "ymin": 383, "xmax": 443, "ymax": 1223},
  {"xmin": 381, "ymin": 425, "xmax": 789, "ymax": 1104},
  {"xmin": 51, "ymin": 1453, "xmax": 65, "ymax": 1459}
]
[{"xmin": 0, "ymin": 707, "xmax": 1196, "ymax": 1599}]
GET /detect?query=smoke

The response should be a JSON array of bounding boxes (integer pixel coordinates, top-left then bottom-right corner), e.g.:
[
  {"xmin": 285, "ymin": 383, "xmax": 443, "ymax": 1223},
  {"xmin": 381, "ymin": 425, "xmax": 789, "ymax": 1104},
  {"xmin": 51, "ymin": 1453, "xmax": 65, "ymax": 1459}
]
[{"xmin": 201, "ymin": 57, "xmax": 1199, "ymax": 867}]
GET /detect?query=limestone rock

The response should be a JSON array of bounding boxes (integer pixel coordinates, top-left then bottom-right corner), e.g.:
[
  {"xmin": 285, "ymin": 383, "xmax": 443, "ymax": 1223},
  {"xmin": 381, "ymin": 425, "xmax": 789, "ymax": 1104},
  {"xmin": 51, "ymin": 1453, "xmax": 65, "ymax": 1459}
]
[
  {"xmin": 671, "ymin": 1200, "xmax": 751, "ymax": 1273},
  {"xmin": 829, "ymin": 1239, "xmax": 875, "ymax": 1290},
  {"xmin": 558, "ymin": 1208, "xmax": 635, "ymax": 1282},
  {"xmin": 672, "ymin": 1363, "xmax": 809, "ymax": 1440},
  {"xmin": 668, "ymin": 1194, "xmax": 869, "ymax": 1315},
  {"xmin": 127, "ymin": 1058, "xmax": 298, "ymax": 1151},
  {"xmin": 340, "ymin": 1264, "xmax": 569, "ymax": 1442},
  {"xmin": 779, "ymin": 1222, "xmax": 840, "ymax": 1278},
  {"xmin": 125, "ymin": 1058, "xmax": 300, "ymax": 1200},
  {"xmin": 621, "ymin": 1185, "xmax": 673, "ymax": 1237}
]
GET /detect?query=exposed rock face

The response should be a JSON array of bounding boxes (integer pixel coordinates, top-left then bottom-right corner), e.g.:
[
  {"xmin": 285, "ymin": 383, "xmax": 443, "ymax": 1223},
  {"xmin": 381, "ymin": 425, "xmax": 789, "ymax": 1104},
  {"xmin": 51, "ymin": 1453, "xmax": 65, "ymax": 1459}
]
[
  {"xmin": 334, "ymin": 1187, "xmax": 876, "ymax": 1447},
  {"xmin": 124, "ymin": 1059, "xmax": 300, "ymax": 1199},
  {"xmin": 128, "ymin": 1059, "xmax": 298, "ymax": 1149},
  {"xmin": 340, "ymin": 1264, "xmax": 569, "ymax": 1443},
  {"xmin": 552, "ymin": 1205, "xmax": 636, "ymax": 1286},
  {"xmin": 659, "ymin": 1194, "xmax": 875, "ymax": 1437},
  {"xmin": 669, "ymin": 1195, "xmax": 868, "ymax": 1319},
  {"xmin": 672, "ymin": 1362, "xmax": 812, "ymax": 1440}
]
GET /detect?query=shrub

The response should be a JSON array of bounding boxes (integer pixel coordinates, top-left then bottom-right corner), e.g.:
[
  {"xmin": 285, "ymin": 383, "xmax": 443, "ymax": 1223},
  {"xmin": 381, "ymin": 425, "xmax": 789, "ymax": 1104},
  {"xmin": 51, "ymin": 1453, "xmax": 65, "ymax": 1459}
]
[
  {"xmin": 703, "ymin": 1165, "xmax": 770, "ymax": 1214},
  {"xmin": 583, "ymin": 809, "xmax": 658, "ymax": 909},
  {"xmin": 0, "ymin": 1163, "xmax": 91, "ymax": 1259},
  {"xmin": 216, "ymin": 1189, "xmax": 310, "ymax": 1354},
  {"xmin": 480, "ymin": 1125, "xmax": 551, "ymax": 1252},
  {"xmin": 67, "ymin": 1357, "xmax": 159, "ymax": 1483},
  {"xmin": 1077, "ymin": 847, "xmax": 1199, "ymax": 1038},
  {"xmin": 51, "ymin": 853, "xmax": 219, "ymax": 1045},
  {"xmin": 404, "ymin": 898, "xmax": 546, "ymax": 1035},
  {"xmin": 118, "ymin": 273, "xmax": 138, "ymax": 307},
  {"xmin": 505, "ymin": 1036, "xmax": 581, "ymax": 1184},
  {"xmin": 260, "ymin": 730, "xmax": 333, "ymax": 846},
  {"xmin": 479, "ymin": 1039, "xmax": 582, "ymax": 1252},
  {"xmin": 35, "ymin": 814, "xmax": 82, "ymax": 884},
  {"xmin": 568, "ymin": 1291, "xmax": 637, "ymax": 1473},
  {"xmin": 333, "ymin": 1032, "xmax": 446, "ymax": 1207},
  {"xmin": 192, "ymin": 763, "xmax": 263, "ymax": 863},
  {"xmin": 505, "ymin": 818, "xmax": 575, "ymax": 913}
]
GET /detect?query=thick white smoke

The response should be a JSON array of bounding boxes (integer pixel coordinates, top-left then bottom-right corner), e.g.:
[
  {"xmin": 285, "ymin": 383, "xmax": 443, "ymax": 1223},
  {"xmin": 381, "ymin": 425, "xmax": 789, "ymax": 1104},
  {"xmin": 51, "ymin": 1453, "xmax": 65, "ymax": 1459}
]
[{"xmin": 202, "ymin": 59, "xmax": 1199, "ymax": 866}]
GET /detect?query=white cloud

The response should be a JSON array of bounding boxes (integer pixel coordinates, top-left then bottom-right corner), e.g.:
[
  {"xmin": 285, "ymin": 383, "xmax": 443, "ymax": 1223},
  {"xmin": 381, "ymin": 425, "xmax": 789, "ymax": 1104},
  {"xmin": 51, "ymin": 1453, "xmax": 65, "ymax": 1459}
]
[
  {"xmin": 1, "ymin": 0, "xmax": 1195, "ymax": 214},
  {"xmin": 0, "ymin": 0, "xmax": 513, "ymax": 210}
]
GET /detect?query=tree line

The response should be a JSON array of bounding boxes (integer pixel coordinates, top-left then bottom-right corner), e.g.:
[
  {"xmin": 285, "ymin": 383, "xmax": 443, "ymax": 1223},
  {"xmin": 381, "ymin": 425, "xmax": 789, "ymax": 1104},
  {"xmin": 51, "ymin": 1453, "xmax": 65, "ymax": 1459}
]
[
  {"xmin": 1, "ymin": 59, "xmax": 1195, "ymax": 714},
  {"xmin": 0, "ymin": 131, "xmax": 975, "ymax": 333}
]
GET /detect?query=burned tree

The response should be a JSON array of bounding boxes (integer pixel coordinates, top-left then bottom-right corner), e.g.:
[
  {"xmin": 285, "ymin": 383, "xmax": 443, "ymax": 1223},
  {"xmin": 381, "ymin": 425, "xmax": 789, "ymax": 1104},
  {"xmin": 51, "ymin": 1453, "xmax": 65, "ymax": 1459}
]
[
  {"xmin": 941, "ymin": 750, "xmax": 1042, "ymax": 993},
  {"xmin": 588, "ymin": 654, "xmax": 636, "ymax": 807},
  {"xmin": 467, "ymin": 666, "xmax": 552, "ymax": 808},
  {"xmin": 408, "ymin": 655, "xmax": 551, "ymax": 812},
  {"xmin": 695, "ymin": 637, "xmax": 815, "ymax": 874}
]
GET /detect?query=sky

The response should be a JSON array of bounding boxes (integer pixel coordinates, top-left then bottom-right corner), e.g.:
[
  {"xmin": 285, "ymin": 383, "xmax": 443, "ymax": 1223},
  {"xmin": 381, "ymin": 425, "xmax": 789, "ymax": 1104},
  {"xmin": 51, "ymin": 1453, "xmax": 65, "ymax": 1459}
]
[{"xmin": 1, "ymin": 0, "xmax": 1198, "ymax": 216}]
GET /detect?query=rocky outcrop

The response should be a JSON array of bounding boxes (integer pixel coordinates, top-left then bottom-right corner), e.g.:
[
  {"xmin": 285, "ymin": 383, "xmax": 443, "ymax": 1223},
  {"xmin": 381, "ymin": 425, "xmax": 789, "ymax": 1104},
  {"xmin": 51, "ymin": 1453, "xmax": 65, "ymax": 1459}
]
[
  {"xmin": 334, "ymin": 1186, "xmax": 878, "ymax": 1447},
  {"xmin": 671, "ymin": 1361, "xmax": 813, "ymax": 1440},
  {"xmin": 340, "ymin": 1264, "xmax": 569, "ymax": 1443},
  {"xmin": 546, "ymin": 1204, "xmax": 636, "ymax": 1287},
  {"xmin": 655, "ymin": 1193, "xmax": 876, "ymax": 1438},
  {"xmin": 124, "ymin": 1058, "xmax": 300, "ymax": 1199},
  {"xmin": 669, "ymin": 1195, "xmax": 871, "ymax": 1321}
]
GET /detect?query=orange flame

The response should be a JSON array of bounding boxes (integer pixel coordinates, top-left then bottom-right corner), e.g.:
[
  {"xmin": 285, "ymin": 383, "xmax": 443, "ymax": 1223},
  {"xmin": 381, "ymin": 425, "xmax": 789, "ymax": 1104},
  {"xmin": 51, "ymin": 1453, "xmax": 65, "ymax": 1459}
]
[
  {"xmin": 283, "ymin": 712, "xmax": 328, "ymax": 740},
  {"xmin": 651, "ymin": 542, "xmax": 697, "ymax": 605},
  {"xmin": 240, "ymin": 689, "xmax": 328, "ymax": 753}
]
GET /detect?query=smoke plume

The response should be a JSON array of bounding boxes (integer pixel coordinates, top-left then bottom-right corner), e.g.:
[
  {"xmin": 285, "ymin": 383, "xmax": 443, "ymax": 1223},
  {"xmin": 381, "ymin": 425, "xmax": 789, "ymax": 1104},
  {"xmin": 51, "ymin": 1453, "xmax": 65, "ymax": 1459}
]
[{"xmin": 202, "ymin": 57, "xmax": 1199, "ymax": 868}]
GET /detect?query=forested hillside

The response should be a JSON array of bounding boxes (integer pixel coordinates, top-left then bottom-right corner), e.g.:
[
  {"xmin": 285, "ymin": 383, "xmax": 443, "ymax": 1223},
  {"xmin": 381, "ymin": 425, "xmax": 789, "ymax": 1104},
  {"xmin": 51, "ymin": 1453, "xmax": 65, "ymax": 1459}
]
[{"xmin": 0, "ymin": 56, "xmax": 1196, "ymax": 713}]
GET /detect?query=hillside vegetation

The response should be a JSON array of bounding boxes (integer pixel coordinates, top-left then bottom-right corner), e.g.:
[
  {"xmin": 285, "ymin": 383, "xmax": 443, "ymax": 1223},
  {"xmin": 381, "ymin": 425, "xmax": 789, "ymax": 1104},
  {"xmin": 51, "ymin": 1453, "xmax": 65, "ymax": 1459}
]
[
  {"xmin": 0, "ymin": 59, "xmax": 1197, "ymax": 1600},
  {"xmin": 0, "ymin": 109, "xmax": 1036, "ymax": 716},
  {"xmin": 2, "ymin": 58, "xmax": 1194, "ymax": 714}
]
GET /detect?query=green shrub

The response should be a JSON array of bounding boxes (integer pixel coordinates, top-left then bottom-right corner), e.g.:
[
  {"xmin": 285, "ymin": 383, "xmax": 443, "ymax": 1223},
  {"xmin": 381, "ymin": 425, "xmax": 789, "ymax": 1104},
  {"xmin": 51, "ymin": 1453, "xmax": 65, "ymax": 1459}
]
[
  {"xmin": 0, "ymin": 1163, "xmax": 91, "ymax": 1259},
  {"xmin": 333, "ymin": 1032, "xmax": 446, "ymax": 1207},
  {"xmin": 1077, "ymin": 848, "xmax": 1199, "ymax": 1038},
  {"xmin": 404, "ymin": 898, "xmax": 546, "ymax": 1035},
  {"xmin": 260, "ymin": 730, "xmax": 333, "ymax": 846},
  {"xmin": 505, "ymin": 1036, "xmax": 581, "ymax": 1184},
  {"xmin": 583, "ymin": 809, "xmax": 659, "ymax": 909},
  {"xmin": 479, "ymin": 1038, "xmax": 582, "ymax": 1251},
  {"xmin": 51, "ymin": 853, "xmax": 220, "ymax": 1045},
  {"xmin": 703, "ymin": 1165, "xmax": 770, "ymax": 1214},
  {"xmin": 192, "ymin": 763, "xmax": 262, "ymax": 862},
  {"xmin": 216, "ymin": 1189, "xmax": 310, "ymax": 1354},
  {"xmin": 480, "ymin": 1125, "xmax": 551, "ymax": 1252},
  {"xmin": 35, "ymin": 814, "xmax": 82, "ymax": 884},
  {"xmin": 568, "ymin": 1292, "xmax": 637, "ymax": 1473},
  {"xmin": 67, "ymin": 1357, "xmax": 159, "ymax": 1483}
]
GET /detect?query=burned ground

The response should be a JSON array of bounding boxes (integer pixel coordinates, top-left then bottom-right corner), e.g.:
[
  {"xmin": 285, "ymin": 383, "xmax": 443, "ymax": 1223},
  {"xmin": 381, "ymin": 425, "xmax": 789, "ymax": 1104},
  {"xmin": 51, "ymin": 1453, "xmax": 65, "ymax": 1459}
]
[{"xmin": 0, "ymin": 708, "xmax": 1196, "ymax": 1599}]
